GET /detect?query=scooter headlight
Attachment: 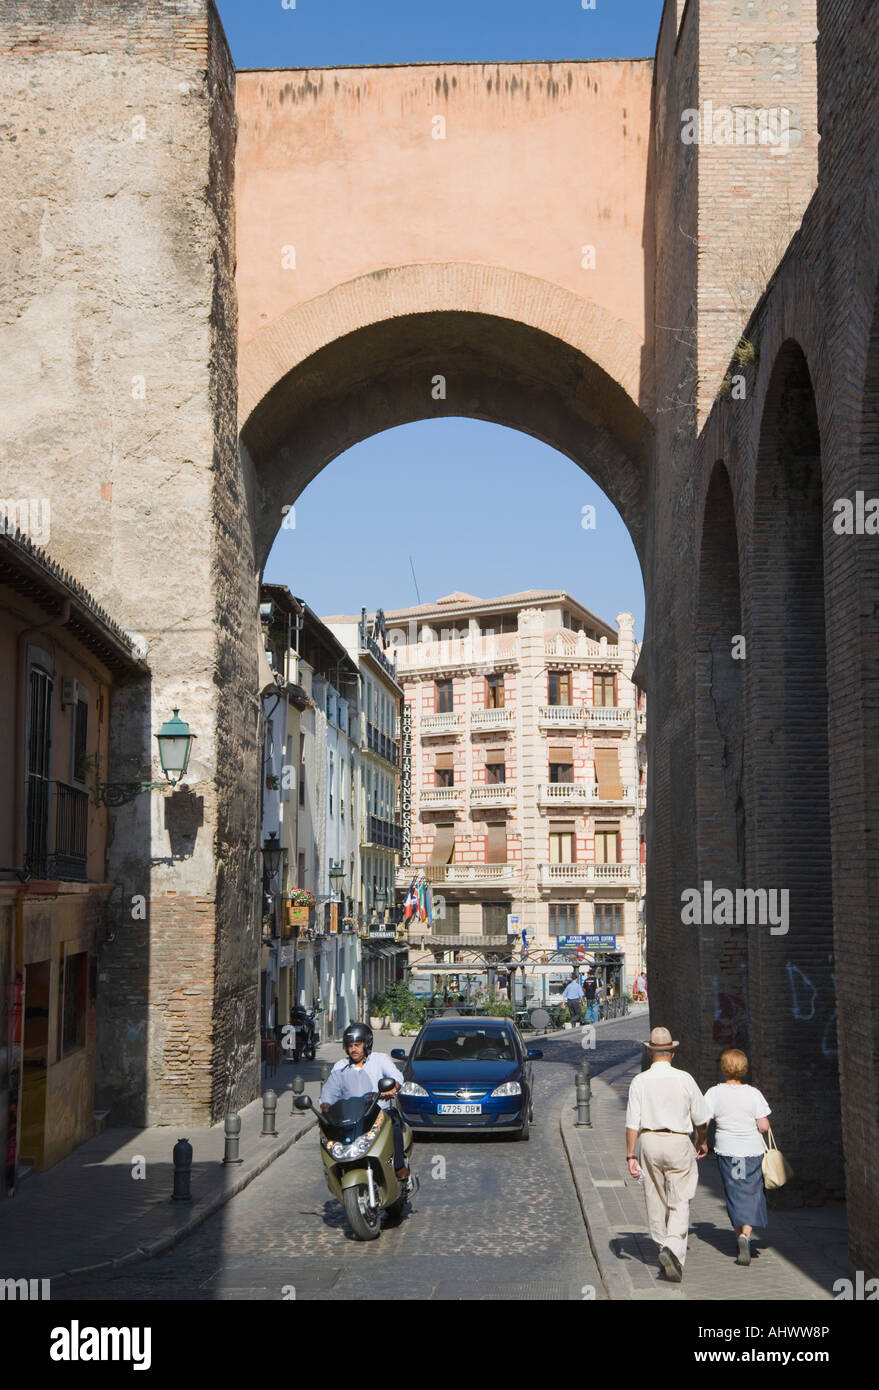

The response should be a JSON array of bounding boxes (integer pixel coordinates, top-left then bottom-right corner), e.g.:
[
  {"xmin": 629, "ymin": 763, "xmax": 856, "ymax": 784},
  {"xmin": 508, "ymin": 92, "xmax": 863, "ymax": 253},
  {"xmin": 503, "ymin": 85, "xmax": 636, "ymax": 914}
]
[
  {"xmin": 330, "ymin": 1141, "xmax": 346, "ymax": 1158},
  {"xmin": 489, "ymin": 1080, "xmax": 522, "ymax": 1098}
]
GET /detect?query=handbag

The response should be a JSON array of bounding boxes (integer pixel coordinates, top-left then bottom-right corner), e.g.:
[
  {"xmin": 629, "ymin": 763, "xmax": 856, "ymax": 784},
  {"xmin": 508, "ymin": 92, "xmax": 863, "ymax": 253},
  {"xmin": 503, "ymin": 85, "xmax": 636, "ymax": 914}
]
[{"xmin": 761, "ymin": 1127, "xmax": 794, "ymax": 1189}]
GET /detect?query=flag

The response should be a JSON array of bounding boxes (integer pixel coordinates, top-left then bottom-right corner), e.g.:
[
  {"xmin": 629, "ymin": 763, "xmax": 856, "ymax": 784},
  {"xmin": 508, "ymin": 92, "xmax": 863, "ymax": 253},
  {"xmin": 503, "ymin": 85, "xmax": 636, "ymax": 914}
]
[
  {"xmin": 417, "ymin": 879, "xmax": 427, "ymax": 923},
  {"xmin": 403, "ymin": 875, "xmax": 418, "ymax": 922},
  {"xmin": 424, "ymin": 881, "xmax": 433, "ymax": 927}
]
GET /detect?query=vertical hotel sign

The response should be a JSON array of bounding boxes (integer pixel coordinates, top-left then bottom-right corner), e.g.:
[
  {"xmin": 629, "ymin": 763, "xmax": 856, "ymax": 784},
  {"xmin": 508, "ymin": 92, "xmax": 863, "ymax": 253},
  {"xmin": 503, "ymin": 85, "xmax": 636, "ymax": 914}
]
[{"xmin": 401, "ymin": 702, "xmax": 412, "ymax": 866}]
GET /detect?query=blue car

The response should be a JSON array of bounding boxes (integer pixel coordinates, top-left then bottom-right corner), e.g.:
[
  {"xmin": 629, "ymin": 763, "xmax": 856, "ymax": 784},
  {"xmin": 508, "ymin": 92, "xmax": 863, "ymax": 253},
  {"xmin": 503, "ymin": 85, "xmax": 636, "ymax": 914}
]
[{"xmin": 391, "ymin": 1016, "xmax": 543, "ymax": 1139}]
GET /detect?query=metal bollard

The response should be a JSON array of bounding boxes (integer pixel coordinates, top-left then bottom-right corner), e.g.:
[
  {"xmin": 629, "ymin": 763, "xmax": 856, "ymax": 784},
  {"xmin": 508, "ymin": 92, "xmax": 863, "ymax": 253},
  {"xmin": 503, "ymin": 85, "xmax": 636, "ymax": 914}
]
[
  {"xmin": 261, "ymin": 1089, "xmax": 278, "ymax": 1136},
  {"xmin": 575, "ymin": 1062, "xmax": 592, "ymax": 1127},
  {"xmin": 290, "ymin": 1074, "xmax": 305, "ymax": 1114},
  {"xmin": 172, "ymin": 1137, "xmax": 193, "ymax": 1201},
  {"xmin": 319, "ymin": 1061, "xmax": 332, "ymax": 1085},
  {"xmin": 223, "ymin": 1110, "xmax": 243, "ymax": 1164}
]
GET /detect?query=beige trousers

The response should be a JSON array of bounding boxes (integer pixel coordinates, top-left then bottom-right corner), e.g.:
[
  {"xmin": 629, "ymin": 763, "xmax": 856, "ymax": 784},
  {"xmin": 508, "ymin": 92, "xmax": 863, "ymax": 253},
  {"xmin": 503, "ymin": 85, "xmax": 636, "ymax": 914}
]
[{"xmin": 639, "ymin": 1132, "xmax": 698, "ymax": 1264}]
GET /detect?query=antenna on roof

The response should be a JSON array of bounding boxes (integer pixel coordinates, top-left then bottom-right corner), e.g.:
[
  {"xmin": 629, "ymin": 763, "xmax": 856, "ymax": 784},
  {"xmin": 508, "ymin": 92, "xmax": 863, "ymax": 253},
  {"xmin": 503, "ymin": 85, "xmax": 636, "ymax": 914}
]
[{"xmin": 409, "ymin": 555, "xmax": 422, "ymax": 606}]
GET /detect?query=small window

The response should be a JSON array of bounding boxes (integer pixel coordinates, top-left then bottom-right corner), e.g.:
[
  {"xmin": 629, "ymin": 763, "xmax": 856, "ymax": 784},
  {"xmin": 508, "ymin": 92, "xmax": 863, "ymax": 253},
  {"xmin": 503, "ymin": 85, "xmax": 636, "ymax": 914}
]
[
  {"xmin": 72, "ymin": 697, "xmax": 89, "ymax": 785},
  {"xmin": 482, "ymin": 901, "xmax": 509, "ymax": 936},
  {"xmin": 548, "ymin": 670, "xmax": 571, "ymax": 706},
  {"xmin": 594, "ymin": 825, "xmax": 620, "ymax": 864},
  {"xmin": 594, "ymin": 902, "xmax": 622, "ymax": 934},
  {"xmin": 549, "ymin": 825, "xmax": 575, "ymax": 863},
  {"xmin": 435, "ymin": 766, "xmax": 455, "ymax": 788},
  {"xmin": 486, "ymin": 674, "xmax": 505, "ymax": 708},
  {"xmin": 549, "ymin": 903, "xmax": 578, "ymax": 936},
  {"xmin": 57, "ymin": 950, "xmax": 88, "ymax": 1058},
  {"xmin": 593, "ymin": 673, "xmax": 616, "ymax": 707},
  {"xmin": 436, "ymin": 679, "xmax": 454, "ymax": 713},
  {"xmin": 549, "ymin": 761, "xmax": 573, "ymax": 784},
  {"xmin": 485, "ymin": 761, "xmax": 505, "ymax": 785}
]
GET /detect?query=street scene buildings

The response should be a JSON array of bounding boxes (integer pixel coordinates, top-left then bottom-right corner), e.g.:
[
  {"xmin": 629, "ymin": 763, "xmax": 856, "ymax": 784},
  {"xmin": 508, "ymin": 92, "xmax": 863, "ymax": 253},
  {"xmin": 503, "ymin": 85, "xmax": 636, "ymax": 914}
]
[
  {"xmin": 0, "ymin": 0, "xmax": 877, "ymax": 1312},
  {"xmin": 387, "ymin": 592, "xmax": 646, "ymax": 996}
]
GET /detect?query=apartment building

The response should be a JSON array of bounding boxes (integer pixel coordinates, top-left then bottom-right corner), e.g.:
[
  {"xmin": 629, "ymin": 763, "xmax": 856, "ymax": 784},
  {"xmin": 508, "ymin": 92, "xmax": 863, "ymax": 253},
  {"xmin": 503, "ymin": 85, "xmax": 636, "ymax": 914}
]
[{"xmin": 385, "ymin": 591, "xmax": 646, "ymax": 993}]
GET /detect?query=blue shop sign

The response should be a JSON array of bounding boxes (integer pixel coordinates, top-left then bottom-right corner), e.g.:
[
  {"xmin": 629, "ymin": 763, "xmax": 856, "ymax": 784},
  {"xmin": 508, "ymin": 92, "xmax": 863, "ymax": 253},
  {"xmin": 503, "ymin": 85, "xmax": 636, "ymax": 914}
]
[{"xmin": 557, "ymin": 934, "xmax": 617, "ymax": 949}]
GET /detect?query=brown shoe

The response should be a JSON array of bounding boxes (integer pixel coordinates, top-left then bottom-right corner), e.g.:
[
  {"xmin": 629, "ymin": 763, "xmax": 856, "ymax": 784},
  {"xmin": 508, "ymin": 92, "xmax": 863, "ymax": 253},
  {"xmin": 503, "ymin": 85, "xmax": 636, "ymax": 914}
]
[{"xmin": 395, "ymin": 1165, "xmax": 410, "ymax": 1180}]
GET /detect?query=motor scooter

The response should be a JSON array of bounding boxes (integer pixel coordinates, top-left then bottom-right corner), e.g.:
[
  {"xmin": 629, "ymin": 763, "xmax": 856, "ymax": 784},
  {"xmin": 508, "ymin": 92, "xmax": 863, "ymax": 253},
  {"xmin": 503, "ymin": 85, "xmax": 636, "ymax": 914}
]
[
  {"xmin": 281, "ymin": 1005, "xmax": 319, "ymax": 1062},
  {"xmin": 291, "ymin": 1075, "xmax": 415, "ymax": 1241}
]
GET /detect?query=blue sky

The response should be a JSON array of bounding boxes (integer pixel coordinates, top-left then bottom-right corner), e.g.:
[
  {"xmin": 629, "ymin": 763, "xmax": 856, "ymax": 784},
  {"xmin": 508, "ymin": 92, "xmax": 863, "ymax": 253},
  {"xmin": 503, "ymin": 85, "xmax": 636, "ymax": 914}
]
[
  {"xmin": 215, "ymin": 1, "xmax": 665, "ymax": 70},
  {"xmin": 233, "ymin": 0, "xmax": 655, "ymax": 638},
  {"xmin": 265, "ymin": 420, "xmax": 645, "ymax": 637}
]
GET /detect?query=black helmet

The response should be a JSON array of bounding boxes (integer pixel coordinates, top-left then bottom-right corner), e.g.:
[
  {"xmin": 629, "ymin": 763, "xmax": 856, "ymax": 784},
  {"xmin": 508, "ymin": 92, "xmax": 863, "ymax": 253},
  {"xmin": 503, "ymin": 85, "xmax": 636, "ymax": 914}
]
[{"xmin": 343, "ymin": 1021, "xmax": 373, "ymax": 1056}]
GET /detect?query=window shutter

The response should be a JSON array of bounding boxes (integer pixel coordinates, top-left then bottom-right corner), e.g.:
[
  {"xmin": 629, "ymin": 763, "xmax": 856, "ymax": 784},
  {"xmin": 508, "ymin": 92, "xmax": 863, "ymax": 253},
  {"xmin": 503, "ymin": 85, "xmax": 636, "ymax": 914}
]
[
  {"xmin": 431, "ymin": 824, "xmax": 456, "ymax": 863},
  {"xmin": 434, "ymin": 751, "xmax": 455, "ymax": 770},
  {"xmin": 594, "ymin": 748, "xmax": 623, "ymax": 798},
  {"xmin": 485, "ymin": 823, "xmax": 507, "ymax": 863}
]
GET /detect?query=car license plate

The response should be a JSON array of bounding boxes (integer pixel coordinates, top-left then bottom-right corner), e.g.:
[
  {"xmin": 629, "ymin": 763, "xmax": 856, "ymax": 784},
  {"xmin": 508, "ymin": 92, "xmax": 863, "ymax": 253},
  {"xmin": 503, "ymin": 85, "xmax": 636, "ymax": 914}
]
[{"xmin": 437, "ymin": 1103, "xmax": 482, "ymax": 1114}]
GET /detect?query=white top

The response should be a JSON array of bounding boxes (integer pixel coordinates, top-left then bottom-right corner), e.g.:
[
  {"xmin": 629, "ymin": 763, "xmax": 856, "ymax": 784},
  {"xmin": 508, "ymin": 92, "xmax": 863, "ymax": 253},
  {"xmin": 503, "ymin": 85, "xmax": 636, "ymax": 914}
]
[
  {"xmin": 319, "ymin": 1052, "xmax": 405, "ymax": 1110},
  {"xmin": 625, "ymin": 1060, "xmax": 710, "ymax": 1134},
  {"xmin": 703, "ymin": 1082, "xmax": 771, "ymax": 1157}
]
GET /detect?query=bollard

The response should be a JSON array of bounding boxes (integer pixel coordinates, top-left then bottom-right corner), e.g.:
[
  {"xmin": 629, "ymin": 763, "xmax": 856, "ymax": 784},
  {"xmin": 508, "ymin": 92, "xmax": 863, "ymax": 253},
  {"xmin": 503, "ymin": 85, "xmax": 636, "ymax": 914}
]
[
  {"xmin": 319, "ymin": 1061, "xmax": 332, "ymax": 1085},
  {"xmin": 261, "ymin": 1089, "xmax": 278, "ymax": 1137},
  {"xmin": 223, "ymin": 1110, "xmax": 243, "ymax": 1164},
  {"xmin": 172, "ymin": 1137, "xmax": 192, "ymax": 1201},
  {"xmin": 290, "ymin": 1074, "xmax": 305, "ymax": 1115},
  {"xmin": 575, "ymin": 1062, "xmax": 592, "ymax": 1127}
]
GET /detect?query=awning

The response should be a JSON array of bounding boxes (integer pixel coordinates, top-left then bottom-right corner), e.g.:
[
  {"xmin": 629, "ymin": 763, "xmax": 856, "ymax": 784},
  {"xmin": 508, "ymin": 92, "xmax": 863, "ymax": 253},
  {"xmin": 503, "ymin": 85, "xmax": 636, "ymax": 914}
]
[
  {"xmin": 430, "ymin": 824, "xmax": 456, "ymax": 863},
  {"xmin": 594, "ymin": 747, "xmax": 623, "ymax": 798},
  {"xmin": 549, "ymin": 743, "xmax": 575, "ymax": 762},
  {"xmin": 434, "ymin": 751, "xmax": 455, "ymax": 770}
]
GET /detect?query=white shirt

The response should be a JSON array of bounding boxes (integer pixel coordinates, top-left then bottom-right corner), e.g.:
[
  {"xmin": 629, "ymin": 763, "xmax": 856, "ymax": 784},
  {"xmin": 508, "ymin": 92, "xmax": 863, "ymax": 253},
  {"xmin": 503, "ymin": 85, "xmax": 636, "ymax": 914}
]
[
  {"xmin": 704, "ymin": 1082, "xmax": 771, "ymax": 1157},
  {"xmin": 319, "ymin": 1051, "xmax": 405, "ymax": 1110},
  {"xmin": 625, "ymin": 1060, "xmax": 710, "ymax": 1134}
]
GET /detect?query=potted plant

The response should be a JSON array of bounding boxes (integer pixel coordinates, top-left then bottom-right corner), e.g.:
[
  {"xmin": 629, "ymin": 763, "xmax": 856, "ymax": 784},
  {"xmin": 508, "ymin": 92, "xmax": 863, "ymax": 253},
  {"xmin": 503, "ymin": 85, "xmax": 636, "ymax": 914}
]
[{"xmin": 369, "ymin": 992, "xmax": 386, "ymax": 1032}]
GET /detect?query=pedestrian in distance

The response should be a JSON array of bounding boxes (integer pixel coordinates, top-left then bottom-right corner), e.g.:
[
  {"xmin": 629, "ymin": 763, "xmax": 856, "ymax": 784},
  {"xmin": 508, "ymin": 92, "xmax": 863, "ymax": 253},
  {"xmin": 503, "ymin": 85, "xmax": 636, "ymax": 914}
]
[
  {"xmin": 703, "ymin": 1048, "xmax": 771, "ymax": 1266},
  {"xmin": 625, "ymin": 1026, "xmax": 710, "ymax": 1283},
  {"xmin": 562, "ymin": 974, "xmax": 585, "ymax": 1025},
  {"xmin": 584, "ymin": 973, "xmax": 599, "ymax": 1024}
]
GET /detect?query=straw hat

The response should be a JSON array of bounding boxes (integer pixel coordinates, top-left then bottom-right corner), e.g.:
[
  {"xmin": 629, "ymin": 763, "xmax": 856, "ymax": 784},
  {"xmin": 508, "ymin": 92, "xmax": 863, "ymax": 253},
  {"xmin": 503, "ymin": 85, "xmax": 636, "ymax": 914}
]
[{"xmin": 646, "ymin": 1026, "xmax": 679, "ymax": 1052}]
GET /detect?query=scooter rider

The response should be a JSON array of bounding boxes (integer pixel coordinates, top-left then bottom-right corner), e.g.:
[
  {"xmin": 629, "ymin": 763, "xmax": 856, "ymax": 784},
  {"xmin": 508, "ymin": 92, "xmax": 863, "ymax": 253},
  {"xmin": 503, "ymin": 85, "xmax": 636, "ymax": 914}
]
[{"xmin": 319, "ymin": 1022, "xmax": 410, "ymax": 1181}]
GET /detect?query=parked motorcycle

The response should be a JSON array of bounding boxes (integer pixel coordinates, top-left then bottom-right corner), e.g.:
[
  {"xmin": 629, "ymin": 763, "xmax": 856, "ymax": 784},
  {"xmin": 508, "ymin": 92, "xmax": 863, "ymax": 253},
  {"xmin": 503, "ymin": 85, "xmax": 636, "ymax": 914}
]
[
  {"xmin": 292, "ymin": 1076, "xmax": 415, "ymax": 1241},
  {"xmin": 282, "ymin": 1005, "xmax": 319, "ymax": 1062}
]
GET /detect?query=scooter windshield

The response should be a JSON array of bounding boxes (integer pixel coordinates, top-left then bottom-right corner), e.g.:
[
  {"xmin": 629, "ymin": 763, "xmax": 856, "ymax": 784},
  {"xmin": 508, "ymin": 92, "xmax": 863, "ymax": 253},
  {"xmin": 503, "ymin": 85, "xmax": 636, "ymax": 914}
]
[{"xmin": 320, "ymin": 1091, "xmax": 381, "ymax": 1142}]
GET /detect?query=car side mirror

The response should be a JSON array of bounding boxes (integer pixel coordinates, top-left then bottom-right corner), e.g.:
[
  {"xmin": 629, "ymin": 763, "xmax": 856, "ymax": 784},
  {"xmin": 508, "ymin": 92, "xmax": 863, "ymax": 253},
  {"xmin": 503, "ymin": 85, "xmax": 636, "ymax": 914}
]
[
  {"xmin": 527, "ymin": 1049, "xmax": 543, "ymax": 1060},
  {"xmin": 294, "ymin": 1094, "xmax": 313, "ymax": 1111},
  {"xmin": 390, "ymin": 1048, "xmax": 407, "ymax": 1060},
  {"xmin": 378, "ymin": 1077, "xmax": 396, "ymax": 1094}
]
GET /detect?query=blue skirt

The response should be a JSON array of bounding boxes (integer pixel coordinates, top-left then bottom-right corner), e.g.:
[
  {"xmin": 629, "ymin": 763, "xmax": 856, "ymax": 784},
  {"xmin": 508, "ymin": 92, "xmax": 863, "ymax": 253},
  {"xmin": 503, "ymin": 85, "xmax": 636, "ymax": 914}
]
[{"xmin": 716, "ymin": 1153, "xmax": 768, "ymax": 1229}]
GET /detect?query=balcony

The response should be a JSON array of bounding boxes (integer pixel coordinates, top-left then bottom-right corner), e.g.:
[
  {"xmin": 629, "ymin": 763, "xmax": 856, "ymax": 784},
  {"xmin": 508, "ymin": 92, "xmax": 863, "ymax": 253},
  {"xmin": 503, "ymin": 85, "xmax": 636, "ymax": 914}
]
[
  {"xmin": 364, "ymin": 815, "xmax": 403, "ymax": 851},
  {"xmin": 538, "ymin": 704, "xmax": 587, "ymax": 728},
  {"xmin": 540, "ymin": 862, "xmax": 640, "ymax": 888},
  {"xmin": 397, "ymin": 632, "xmax": 519, "ymax": 673},
  {"xmin": 419, "ymin": 787, "xmax": 465, "ymax": 810},
  {"xmin": 538, "ymin": 782, "xmax": 637, "ymax": 808},
  {"xmin": 585, "ymin": 705, "xmax": 632, "ymax": 729},
  {"xmin": 420, "ymin": 712, "xmax": 463, "ymax": 735},
  {"xmin": 637, "ymin": 710, "xmax": 646, "ymax": 733},
  {"xmin": 366, "ymin": 720, "xmax": 399, "ymax": 766},
  {"xmin": 470, "ymin": 707, "xmax": 516, "ymax": 733},
  {"xmin": 49, "ymin": 782, "xmax": 89, "ymax": 882},
  {"xmin": 396, "ymin": 863, "xmax": 517, "ymax": 887},
  {"xmin": 469, "ymin": 784, "xmax": 516, "ymax": 808}
]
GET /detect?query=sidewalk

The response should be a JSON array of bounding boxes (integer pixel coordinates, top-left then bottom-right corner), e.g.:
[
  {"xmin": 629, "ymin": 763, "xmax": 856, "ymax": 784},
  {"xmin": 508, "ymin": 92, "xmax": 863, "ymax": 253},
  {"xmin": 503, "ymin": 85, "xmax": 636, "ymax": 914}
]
[
  {"xmin": 561, "ymin": 1020, "xmax": 851, "ymax": 1301},
  {"xmin": 0, "ymin": 1039, "xmax": 347, "ymax": 1284}
]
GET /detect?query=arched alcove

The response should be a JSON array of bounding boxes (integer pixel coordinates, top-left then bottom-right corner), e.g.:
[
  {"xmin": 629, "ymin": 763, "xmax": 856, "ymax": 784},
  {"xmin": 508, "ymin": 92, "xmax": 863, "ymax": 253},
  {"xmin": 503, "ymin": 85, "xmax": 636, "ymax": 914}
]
[
  {"xmin": 748, "ymin": 340, "xmax": 840, "ymax": 1195},
  {"xmin": 695, "ymin": 460, "xmax": 747, "ymax": 1070}
]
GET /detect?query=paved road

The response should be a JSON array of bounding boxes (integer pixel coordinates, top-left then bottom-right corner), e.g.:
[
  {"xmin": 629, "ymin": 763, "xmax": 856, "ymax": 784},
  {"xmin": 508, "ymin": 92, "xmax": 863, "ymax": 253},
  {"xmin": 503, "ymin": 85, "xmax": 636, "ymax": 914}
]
[{"xmin": 57, "ymin": 1018, "xmax": 644, "ymax": 1301}]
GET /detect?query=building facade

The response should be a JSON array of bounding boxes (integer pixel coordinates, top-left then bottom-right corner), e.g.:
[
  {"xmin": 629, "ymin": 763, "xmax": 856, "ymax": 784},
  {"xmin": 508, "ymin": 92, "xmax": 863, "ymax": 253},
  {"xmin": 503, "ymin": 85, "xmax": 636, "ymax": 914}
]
[
  {"xmin": 0, "ymin": 528, "xmax": 146, "ymax": 1193},
  {"xmin": 386, "ymin": 592, "xmax": 646, "ymax": 993}
]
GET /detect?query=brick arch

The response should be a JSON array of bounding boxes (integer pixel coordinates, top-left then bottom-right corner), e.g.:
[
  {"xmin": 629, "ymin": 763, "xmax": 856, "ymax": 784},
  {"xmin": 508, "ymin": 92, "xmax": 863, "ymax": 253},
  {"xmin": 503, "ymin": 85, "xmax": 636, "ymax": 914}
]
[
  {"xmin": 694, "ymin": 459, "xmax": 747, "ymax": 1070},
  {"xmin": 746, "ymin": 337, "xmax": 840, "ymax": 1194},
  {"xmin": 238, "ymin": 264, "xmax": 652, "ymax": 570}
]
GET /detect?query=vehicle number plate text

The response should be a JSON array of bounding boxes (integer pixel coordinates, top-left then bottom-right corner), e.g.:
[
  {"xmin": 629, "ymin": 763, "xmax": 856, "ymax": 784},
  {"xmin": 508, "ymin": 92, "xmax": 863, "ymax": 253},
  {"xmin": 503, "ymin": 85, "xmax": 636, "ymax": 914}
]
[{"xmin": 437, "ymin": 1103, "xmax": 482, "ymax": 1114}]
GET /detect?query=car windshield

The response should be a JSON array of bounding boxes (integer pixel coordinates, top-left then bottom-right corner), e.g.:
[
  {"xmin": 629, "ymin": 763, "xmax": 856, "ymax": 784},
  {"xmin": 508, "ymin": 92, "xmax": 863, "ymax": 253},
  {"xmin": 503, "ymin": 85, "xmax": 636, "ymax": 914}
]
[
  {"xmin": 413, "ymin": 1027, "xmax": 517, "ymax": 1063},
  {"xmin": 320, "ymin": 1091, "xmax": 381, "ymax": 1141}
]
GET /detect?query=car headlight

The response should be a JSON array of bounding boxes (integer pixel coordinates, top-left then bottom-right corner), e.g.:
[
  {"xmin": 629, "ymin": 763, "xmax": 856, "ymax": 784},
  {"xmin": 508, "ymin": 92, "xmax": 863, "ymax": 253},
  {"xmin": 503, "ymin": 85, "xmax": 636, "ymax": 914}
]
[
  {"xmin": 400, "ymin": 1081, "xmax": 428, "ymax": 1097},
  {"xmin": 489, "ymin": 1081, "xmax": 522, "ymax": 1098}
]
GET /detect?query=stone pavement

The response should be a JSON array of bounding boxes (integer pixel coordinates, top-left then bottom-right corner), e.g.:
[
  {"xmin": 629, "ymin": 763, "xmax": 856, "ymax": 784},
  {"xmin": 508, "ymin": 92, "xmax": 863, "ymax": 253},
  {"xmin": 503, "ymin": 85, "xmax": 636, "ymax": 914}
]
[
  {"xmin": 561, "ymin": 1017, "xmax": 851, "ymax": 1300},
  {"xmin": 0, "ymin": 1039, "xmax": 345, "ymax": 1284}
]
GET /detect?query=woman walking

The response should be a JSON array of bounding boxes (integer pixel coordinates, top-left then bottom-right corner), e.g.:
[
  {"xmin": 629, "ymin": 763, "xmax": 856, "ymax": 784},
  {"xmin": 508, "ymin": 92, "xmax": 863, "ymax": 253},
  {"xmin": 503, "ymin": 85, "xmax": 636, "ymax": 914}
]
[{"xmin": 703, "ymin": 1049, "xmax": 771, "ymax": 1265}]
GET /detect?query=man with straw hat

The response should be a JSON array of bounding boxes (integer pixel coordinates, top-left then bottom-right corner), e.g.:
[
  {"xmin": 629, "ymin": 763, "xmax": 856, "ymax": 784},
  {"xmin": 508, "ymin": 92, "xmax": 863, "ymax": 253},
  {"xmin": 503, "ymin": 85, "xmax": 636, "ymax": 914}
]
[{"xmin": 625, "ymin": 1027, "xmax": 710, "ymax": 1282}]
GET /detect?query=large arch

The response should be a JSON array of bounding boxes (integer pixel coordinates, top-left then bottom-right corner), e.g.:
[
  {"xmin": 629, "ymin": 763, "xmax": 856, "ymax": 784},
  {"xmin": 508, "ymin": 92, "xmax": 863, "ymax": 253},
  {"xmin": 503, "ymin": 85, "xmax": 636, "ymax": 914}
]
[
  {"xmin": 746, "ymin": 339, "xmax": 841, "ymax": 1196},
  {"xmin": 239, "ymin": 267, "xmax": 653, "ymax": 572}
]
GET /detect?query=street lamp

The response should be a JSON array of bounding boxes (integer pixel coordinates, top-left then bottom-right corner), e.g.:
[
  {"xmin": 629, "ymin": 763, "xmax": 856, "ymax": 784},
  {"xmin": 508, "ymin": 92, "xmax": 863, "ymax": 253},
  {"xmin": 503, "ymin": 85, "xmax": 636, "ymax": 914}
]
[
  {"xmin": 155, "ymin": 708, "xmax": 196, "ymax": 786},
  {"xmin": 262, "ymin": 832, "xmax": 283, "ymax": 881},
  {"xmin": 374, "ymin": 885, "xmax": 388, "ymax": 922}
]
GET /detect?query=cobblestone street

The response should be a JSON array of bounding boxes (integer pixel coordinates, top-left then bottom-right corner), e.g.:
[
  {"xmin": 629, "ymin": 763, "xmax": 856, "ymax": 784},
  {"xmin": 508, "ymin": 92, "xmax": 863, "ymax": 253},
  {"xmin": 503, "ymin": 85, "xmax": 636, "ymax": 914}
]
[{"xmin": 54, "ymin": 1025, "xmax": 643, "ymax": 1301}]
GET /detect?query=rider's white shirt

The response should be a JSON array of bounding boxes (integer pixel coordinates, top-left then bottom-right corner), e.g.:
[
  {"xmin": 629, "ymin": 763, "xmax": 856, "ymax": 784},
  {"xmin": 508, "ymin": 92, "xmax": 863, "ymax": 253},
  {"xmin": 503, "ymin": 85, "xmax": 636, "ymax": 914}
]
[{"xmin": 319, "ymin": 1052, "xmax": 405, "ymax": 1109}]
